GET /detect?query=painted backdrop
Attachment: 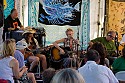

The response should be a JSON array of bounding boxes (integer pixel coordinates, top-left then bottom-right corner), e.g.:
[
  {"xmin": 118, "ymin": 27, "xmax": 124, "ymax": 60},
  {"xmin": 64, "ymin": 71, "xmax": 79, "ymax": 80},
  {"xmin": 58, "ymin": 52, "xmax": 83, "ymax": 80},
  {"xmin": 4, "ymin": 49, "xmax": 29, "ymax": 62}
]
[
  {"xmin": 38, "ymin": 0, "xmax": 81, "ymax": 26},
  {"xmin": 107, "ymin": 0, "xmax": 125, "ymax": 41}
]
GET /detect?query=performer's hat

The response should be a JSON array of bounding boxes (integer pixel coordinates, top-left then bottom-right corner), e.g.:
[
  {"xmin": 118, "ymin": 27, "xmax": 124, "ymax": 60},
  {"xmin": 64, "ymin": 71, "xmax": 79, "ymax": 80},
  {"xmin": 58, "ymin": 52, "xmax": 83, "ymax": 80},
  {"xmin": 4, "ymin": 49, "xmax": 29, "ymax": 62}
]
[{"xmin": 23, "ymin": 26, "xmax": 36, "ymax": 35}]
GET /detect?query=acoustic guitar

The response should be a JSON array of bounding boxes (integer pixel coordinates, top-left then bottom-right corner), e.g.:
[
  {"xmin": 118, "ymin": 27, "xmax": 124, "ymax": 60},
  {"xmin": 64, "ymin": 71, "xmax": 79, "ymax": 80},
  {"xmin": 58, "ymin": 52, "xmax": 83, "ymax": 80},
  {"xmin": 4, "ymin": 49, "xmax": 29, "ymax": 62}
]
[
  {"xmin": 51, "ymin": 46, "xmax": 75, "ymax": 62},
  {"xmin": 23, "ymin": 45, "xmax": 43, "ymax": 59},
  {"xmin": 24, "ymin": 45, "xmax": 51, "ymax": 60},
  {"xmin": 24, "ymin": 51, "xmax": 34, "ymax": 60}
]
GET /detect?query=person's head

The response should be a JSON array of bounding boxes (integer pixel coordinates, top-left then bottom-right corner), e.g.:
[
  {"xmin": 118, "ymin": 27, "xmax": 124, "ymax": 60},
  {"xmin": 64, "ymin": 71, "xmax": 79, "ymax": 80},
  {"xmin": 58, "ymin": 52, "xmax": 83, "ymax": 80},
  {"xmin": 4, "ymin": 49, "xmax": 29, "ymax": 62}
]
[
  {"xmin": 106, "ymin": 31, "xmax": 116, "ymax": 41},
  {"xmin": 10, "ymin": 9, "xmax": 18, "ymax": 19},
  {"xmin": 91, "ymin": 42, "xmax": 106, "ymax": 58},
  {"xmin": 2, "ymin": 39, "xmax": 16, "ymax": 58},
  {"xmin": 90, "ymin": 42, "xmax": 106, "ymax": 65},
  {"xmin": 23, "ymin": 26, "xmax": 36, "ymax": 39},
  {"xmin": 42, "ymin": 68, "xmax": 56, "ymax": 83},
  {"xmin": 51, "ymin": 68, "xmax": 85, "ymax": 83},
  {"xmin": 86, "ymin": 49, "xmax": 100, "ymax": 64},
  {"xmin": 16, "ymin": 40, "xmax": 28, "ymax": 54},
  {"xmin": 65, "ymin": 28, "xmax": 74, "ymax": 39},
  {"xmin": 24, "ymin": 33, "xmax": 34, "ymax": 39}
]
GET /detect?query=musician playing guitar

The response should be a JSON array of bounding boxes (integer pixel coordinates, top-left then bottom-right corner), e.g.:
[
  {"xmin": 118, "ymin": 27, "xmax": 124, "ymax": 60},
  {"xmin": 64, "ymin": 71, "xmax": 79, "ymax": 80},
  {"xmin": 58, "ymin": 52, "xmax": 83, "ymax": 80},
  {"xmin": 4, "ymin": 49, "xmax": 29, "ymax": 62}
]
[
  {"xmin": 21, "ymin": 27, "xmax": 47, "ymax": 71},
  {"xmin": 88, "ymin": 31, "xmax": 117, "ymax": 65},
  {"xmin": 53, "ymin": 28, "xmax": 79, "ymax": 68}
]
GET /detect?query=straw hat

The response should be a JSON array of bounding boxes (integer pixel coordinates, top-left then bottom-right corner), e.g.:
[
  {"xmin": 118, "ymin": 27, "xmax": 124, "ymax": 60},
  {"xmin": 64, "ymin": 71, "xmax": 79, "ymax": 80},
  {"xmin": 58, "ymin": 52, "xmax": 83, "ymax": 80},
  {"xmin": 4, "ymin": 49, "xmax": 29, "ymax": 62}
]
[{"xmin": 23, "ymin": 26, "xmax": 36, "ymax": 35}]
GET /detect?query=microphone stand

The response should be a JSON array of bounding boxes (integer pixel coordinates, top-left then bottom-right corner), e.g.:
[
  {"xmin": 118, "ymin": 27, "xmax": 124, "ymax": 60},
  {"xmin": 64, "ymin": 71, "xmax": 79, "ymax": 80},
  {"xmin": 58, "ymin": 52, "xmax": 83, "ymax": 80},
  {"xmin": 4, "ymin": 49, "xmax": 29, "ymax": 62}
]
[
  {"xmin": 76, "ymin": 26, "xmax": 80, "ymax": 69},
  {"xmin": 115, "ymin": 32, "xmax": 119, "ymax": 57},
  {"xmin": 43, "ymin": 28, "xmax": 46, "ymax": 48}
]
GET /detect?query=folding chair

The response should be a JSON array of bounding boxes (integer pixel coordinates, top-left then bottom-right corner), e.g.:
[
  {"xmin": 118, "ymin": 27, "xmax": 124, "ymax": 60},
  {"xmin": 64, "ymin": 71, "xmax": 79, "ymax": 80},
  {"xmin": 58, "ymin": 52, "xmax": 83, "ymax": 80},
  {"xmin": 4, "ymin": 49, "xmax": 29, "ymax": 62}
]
[{"xmin": 35, "ymin": 61, "xmax": 41, "ymax": 77}]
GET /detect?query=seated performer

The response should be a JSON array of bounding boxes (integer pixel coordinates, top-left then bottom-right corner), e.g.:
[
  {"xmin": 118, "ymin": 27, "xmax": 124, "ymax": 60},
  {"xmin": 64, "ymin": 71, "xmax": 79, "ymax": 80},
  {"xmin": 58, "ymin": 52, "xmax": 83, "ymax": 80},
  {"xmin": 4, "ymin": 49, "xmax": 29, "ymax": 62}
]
[
  {"xmin": 53, "ymin": 28, "xmax": 79, "ymax": 68},
  {"xmin": 21, "ymin": 27, "xmax": 47, "ymax": 71},
  {"xmin": 88, "ymin": 31, "xmax": 116, "ymax": 65},
  {"xmin": 3, "ymin": 8, "xmax": 24, "ymax": 41}
]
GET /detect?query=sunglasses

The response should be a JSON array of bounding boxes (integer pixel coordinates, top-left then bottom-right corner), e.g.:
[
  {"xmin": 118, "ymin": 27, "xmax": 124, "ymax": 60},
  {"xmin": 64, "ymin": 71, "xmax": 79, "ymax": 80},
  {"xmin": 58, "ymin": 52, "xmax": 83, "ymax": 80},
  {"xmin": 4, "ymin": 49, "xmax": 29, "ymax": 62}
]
[{"xmin": 109, "ymin": 35, "xmax": 115, "ymax": 40}]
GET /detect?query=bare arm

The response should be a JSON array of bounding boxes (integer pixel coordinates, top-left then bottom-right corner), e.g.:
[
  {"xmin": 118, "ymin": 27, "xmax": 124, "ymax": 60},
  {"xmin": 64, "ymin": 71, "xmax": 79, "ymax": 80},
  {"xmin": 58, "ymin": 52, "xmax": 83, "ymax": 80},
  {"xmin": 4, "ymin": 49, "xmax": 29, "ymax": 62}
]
[
  {"xmin": 88, "ymin": 41, "xmax": 93, "ymax": 48},
  {"xmin": 8, "ymin": 27, "xmax": 15, "ymax": 31},
  {"xmin": 53, "ymin": 38, "xmax": 65, "ymax": 54},
  {"xmin": 10, "ymin": 59, "xmax": 27, "ymax": 79},
  {"xmin": 8, "ymin": 26, "xmax": 24, "ymax": 31},
  {"xmin": 19, "ymin": 26, "xmax": 24, "ymax": 30}
]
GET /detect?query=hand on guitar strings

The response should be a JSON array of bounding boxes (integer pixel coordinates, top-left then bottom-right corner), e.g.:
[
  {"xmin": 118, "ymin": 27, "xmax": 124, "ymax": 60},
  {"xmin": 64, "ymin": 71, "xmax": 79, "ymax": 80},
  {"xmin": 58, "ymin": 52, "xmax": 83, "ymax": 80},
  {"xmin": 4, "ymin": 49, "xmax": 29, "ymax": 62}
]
[{"xmin": 60, "ymin": 49, "xmax": 65, "ymax": 54}]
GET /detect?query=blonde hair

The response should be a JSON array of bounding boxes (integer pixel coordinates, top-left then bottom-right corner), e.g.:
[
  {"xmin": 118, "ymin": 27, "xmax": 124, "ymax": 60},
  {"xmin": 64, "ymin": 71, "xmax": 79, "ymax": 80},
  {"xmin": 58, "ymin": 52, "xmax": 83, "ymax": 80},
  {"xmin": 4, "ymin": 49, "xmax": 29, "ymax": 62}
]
[
  {"xmin": 65, "ymin": 28, "xmax": 73, "ymax": 34},
  {"xmin": 2, "ymin": 39, "xmax": 16, "ymax": 58},
  {"xmin": 51, "ymin": 68, "xmax": 85, "ymax": 83}
]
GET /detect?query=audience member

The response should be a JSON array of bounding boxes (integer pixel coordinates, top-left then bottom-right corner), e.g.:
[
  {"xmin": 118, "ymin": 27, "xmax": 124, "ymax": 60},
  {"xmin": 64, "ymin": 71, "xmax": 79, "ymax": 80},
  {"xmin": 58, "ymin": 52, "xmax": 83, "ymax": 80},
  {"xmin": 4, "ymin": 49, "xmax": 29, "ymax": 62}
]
[
  {"xmin": 112, "ymin": 47, "xmax": 125, "ymax": 74},
  {"xmin": 14, "ymin": 40, "xmax": 36, "ymax": 83},
  {"xmin": 90, "ymin": 42, "xmax": 109, "ymax": 67},
  {"xmin": 0, "ymin": 39, "xmax": 27, "ymax": 83},
  {"xmin": 78, "ymin": 49, "xmax": 118, "ymax": 83},
  {"xmin": 42, "ymin": 68, "xmax": 56, "ymax": 83},
  {"xmin": 15, "ymin": 39, "xmax": 39, "ymax": 73},
  {"xmin": 51, "ymin": 68, "xmax": 85, "ymax": 83}
]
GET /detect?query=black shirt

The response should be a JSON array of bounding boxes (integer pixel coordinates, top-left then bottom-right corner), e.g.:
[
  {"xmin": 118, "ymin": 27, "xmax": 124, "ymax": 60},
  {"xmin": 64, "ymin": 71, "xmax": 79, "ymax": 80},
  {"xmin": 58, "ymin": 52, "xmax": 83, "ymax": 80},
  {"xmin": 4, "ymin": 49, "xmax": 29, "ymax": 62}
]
[
  {"xmin": 3, "ymin": 15, "xmax": 22, "ymax": 32},
  {"xmin": 2, "ymin": 15, "xmax": 23, "ymax": 41}
]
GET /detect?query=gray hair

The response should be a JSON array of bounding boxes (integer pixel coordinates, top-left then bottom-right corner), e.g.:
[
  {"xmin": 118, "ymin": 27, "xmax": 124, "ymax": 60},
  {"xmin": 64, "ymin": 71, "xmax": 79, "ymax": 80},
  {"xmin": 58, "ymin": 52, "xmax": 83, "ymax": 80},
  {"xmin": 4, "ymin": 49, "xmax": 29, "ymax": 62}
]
[{"xmin": 51, "ymin": 68, "xmax": 85, "ymax": 83}]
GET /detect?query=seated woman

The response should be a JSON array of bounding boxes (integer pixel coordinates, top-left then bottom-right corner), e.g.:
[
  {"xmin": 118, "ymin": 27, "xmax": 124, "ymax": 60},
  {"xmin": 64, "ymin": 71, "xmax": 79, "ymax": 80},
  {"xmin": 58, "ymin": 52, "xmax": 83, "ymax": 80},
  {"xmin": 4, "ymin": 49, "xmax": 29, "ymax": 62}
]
[
  {"xmin": 81, "ymin": 42, "xmax": 109, "ymax": 67},
  {"xmin": 0, "ymin": 39, "xmax": 27, "ymax": 83},
  {"xmin": 90, "ymin": 42, "xmax": 109, "ymax": 67},
  {"xmin": 112, "ymin": 47, "xmax": 125, "ymax": 74},
  {"xmin": 21, "ymin": 26, "xmax": 47, "ymax": 71}
]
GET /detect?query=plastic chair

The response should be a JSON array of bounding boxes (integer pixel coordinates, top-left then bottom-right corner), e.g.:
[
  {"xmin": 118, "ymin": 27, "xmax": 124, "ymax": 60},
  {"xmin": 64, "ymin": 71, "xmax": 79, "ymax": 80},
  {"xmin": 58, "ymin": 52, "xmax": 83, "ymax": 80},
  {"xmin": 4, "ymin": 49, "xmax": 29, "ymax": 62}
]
[
  {"xmin": 0, "ymin": 79, "xmax": 10, "ymax": 83},
  {"xmin": 115, "ymin": 71, "xmax": 125, "ymax": 83}
]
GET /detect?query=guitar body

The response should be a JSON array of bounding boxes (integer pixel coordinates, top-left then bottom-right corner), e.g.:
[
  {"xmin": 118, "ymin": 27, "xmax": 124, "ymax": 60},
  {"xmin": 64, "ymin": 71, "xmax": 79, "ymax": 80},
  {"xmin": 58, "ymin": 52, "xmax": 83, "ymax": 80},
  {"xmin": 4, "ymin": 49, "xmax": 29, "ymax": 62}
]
[
  {"xmin": 51, "ymin": 46, "xmax": 71, "ymax": 62},
  {"xmin": 24, "ymin": 51, "xmax": 34, "ymax": 60}
]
